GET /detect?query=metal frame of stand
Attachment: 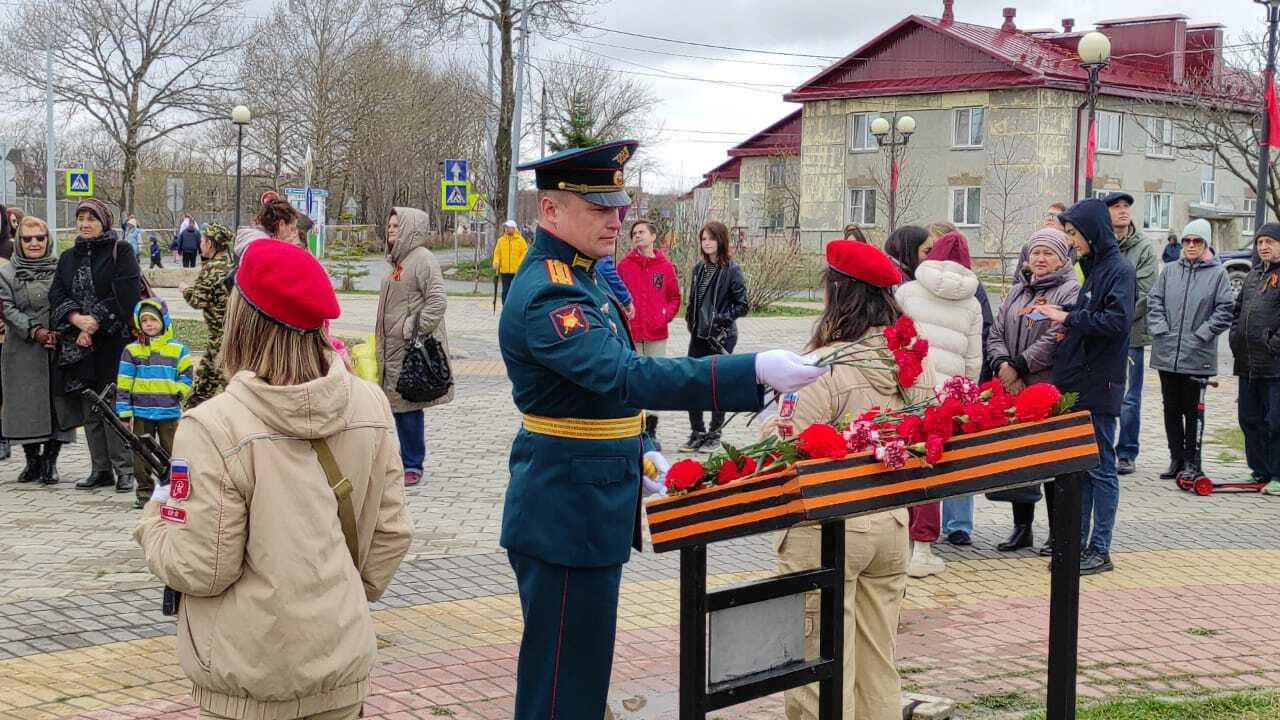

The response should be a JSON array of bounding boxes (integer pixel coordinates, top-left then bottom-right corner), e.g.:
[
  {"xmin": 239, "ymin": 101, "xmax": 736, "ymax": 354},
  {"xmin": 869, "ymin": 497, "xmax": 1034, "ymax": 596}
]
[{"xmin": 675, "ymin": 471, "xmax": 1087, "ymax": 719}]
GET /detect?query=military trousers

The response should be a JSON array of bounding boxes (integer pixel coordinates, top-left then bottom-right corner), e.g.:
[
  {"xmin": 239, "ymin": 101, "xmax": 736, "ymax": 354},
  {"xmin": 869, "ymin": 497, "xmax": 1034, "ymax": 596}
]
[
  {"xmin": 508, "ymin": 550, "xmax": 623, "ymax": 720},
  {"xmin": 775, "ymin": 512, "xmax": 910, "ymax": 720},
  {"xmin": 131, "ymin": 417, "xmax": 177, "ymax": 503}
]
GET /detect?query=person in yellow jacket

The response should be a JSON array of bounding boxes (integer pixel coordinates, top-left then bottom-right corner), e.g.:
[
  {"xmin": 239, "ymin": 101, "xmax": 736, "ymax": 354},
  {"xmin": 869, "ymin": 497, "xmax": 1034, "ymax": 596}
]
[{"xmin": 492, "ymin": 219, "xmax": 528, "ymax": 303}]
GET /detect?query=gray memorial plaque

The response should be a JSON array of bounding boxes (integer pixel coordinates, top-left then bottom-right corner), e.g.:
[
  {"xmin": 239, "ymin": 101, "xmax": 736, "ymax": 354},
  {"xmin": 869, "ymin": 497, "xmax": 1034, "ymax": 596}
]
[{"xmin": 708, "ymin": 592, "xmax": 805, "ymax": 685}]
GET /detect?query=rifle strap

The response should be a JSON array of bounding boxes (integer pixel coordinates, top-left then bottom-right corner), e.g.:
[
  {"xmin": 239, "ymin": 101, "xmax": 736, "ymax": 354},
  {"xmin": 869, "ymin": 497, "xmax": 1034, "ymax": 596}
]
[{"xmin": 309, "ymin": 439, "xmax": 360, "ymax": 567}]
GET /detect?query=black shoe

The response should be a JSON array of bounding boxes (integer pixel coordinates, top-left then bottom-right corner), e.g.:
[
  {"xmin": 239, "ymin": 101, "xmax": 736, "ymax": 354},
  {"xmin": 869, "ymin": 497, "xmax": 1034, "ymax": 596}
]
[
  {"xmin": 76, "ymin": 470, "xmax": 115, "ymax": 489},
  {"xmin": 1080, "ymin": 550, "xmax": 1114, "ymax": 575},
  {"xmin": 644, "ymin": 415, "xmax": 661, "ymax": 452},
  {"xmin": 115, "ymin": 474, "xmax": 136, "ymax": 494},
  {"xmin": 997, "ymin": 525, "xmax": 1034, "ymax": 552},
  {"xmin": 1117, "ymin": 458, "xmax": 1136, "ymax": 475},
  {"xmin": 132, "ymin": 497, "xmax": 146, "ymax": 510},
  {"xmin": 16, "ymin": 446, "xmax": 41, "ymax": 483},
  {"xmin": 946, "ymin": 530, "xmax": 972, "ymax": 546},
  {"xmin": 1038, "ymin": 537, "xmax": 1054, "ymax": 557},
  {"xmin": 679, "ymin": 432, "xmax": 704, "ymax": 452},
  {"xmin": 1159, "ymin": 458, "xmax": 1183, "ymax": 480},
  {"xmin": 699, "ymin": 432, "xmax": 722, "ymax": 452},
  {"xmin": 40, "ymin": 443, "xmax": 61, "ymax": 485}
]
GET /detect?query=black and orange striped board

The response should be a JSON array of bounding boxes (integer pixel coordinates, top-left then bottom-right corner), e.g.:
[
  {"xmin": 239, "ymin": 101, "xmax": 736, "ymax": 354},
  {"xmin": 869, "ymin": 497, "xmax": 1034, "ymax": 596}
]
[
  {"xmin": 797, "ymin": 411, "xmax": 1099, "ymax": 521},
  {"xmin": 645, "ymin": 412, "xmax": 1098, "ymax": 553},
  {"xmin": 646, "ymin": 468, "xmax": 801, "ymax": 553}
]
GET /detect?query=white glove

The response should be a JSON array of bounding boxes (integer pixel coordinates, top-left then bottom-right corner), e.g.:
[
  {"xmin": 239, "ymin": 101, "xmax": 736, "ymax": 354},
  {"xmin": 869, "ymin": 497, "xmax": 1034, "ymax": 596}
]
[
  {"xmin": 755, "ymin": 350, "xmax": 828, "ymax": 393},
  {"xmin": 150, "ymin": 481, "xmax": 171, "ymax": 504}
]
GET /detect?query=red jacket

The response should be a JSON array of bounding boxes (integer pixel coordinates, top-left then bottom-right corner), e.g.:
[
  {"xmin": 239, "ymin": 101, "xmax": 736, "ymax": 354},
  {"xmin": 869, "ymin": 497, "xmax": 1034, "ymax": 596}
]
[{"xmin": 617, "ymin": 248, "xmax": 681, "ymax": 342}]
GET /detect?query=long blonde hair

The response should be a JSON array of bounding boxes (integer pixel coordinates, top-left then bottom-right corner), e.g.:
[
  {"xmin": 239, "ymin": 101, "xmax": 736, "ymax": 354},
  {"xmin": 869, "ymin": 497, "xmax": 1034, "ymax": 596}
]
[{"xmin": 220, "ymin": 290, "xmax": 331, "ymax": 386}]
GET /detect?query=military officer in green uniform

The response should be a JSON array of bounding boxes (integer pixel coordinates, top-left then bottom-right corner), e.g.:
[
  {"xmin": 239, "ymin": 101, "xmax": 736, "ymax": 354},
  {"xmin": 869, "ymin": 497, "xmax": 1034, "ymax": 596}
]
[
  {"xmin": 499, "ymin": 140, "xmax": 827, "ymax": 719},
  {"xmin": 181, "ymin": 222, "xmax": 233, "ymax": 409}
]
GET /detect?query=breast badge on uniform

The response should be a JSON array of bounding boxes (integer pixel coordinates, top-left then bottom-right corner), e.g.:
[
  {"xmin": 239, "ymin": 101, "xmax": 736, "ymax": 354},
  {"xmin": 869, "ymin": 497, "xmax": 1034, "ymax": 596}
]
[
  {"xmin": 551, "ymin": 304, "xmax": 590, "ymax": 339},
  {"xmin": 545, "ymin": 259, "xmax": 575, "ymax": 286}
]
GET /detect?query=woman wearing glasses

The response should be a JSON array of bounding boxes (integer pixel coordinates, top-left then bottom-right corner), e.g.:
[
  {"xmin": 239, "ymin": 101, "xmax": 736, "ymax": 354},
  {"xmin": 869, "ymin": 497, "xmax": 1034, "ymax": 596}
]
[{"xmin": 0, "ymin": 216, "xmax": 77, "ymax": 484}]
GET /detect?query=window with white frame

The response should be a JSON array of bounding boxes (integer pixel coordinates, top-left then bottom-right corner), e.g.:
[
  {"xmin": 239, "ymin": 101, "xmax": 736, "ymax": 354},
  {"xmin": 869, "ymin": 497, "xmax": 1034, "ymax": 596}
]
[
  {"xmin": 732, "ymin": 182, "xmax": 740, "ymax": 203},
  {"xmin": 767, "ymin": 160, "xmax": 786, "ymax": 187},
  {"xmin": 768, "ymin": 206, "xmax": 787, "ymax": 229},
  {"xmin": 951, "ymin": 187, "xmax": 982, "ymax": 226},
  {"xmin": 847, "ymin": 112, "xmax": 879, "ymax": 152},
  {"xmin": 849, "ymin": 188, "xmax": 876, "ymax": 225},
  {"xmin": 1091, "ymin": 189, "xmax": 1111, "ymax": 200},
  {"xmin": 1145, "ymin": 193, "xmax": 1172, "ymax": 230},
  {"xmin": 1200, "ymin": 150, "xmax": 1217, "ymax": 205},
  {"xmin": 953, "ymin": 107, "xmax": 985, "ymax": 147},
  {"xmin": 1244, "ymin": 199, "xmax": 1258, "ymax": 234},
  {"xmin": 1145, "ymin": 117, "xmax": 1174, "ymax": 158},
  {"xmin": 1096, "ymin": 111, "xmax": 1123, "ymax": 154}
]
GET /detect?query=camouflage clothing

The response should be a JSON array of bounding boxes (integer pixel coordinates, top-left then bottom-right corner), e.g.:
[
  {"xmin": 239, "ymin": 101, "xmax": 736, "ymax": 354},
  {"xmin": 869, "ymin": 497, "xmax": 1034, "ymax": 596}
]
[{"xmin": 182, "ymin": 252, "xmax": 232, "ymax": 408}]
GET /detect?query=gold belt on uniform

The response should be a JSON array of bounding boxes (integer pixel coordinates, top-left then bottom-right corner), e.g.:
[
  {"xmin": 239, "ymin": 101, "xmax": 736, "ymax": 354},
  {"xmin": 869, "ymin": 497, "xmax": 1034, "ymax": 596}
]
[{"xmin": 522, "ymin": 413, "xmax": 643, "ymax": 440}]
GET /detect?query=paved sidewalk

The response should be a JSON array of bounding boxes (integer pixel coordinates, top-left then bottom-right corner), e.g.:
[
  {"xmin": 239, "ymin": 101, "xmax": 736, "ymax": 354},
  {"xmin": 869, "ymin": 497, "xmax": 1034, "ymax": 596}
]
[{"xmin": 1, "ymin": 296, "xmax": 1278, "ymax": 718}]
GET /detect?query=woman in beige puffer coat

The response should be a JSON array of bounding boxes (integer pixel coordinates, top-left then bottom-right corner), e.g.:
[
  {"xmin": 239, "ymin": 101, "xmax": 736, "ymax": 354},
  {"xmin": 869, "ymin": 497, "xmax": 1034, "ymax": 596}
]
[{"xmin": 375, "ymin": 207, "xmax": 453, "ymax": 487}]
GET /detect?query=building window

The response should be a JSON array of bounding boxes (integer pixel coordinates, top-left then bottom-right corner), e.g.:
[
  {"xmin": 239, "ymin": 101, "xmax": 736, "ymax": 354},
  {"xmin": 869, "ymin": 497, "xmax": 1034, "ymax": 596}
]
[
  {"xmin": 1096, "ymin": 111, "xmax": 1123, "ymax": 154},
  {"xmin": 1091, "ymin": 189, "xmax": 1111, "ymax": 200},
  {"xmin": 767, "ymin": 160, "xmax": 786, "ymax": 187},
  {"xmin": 1200, "ymin": 152, "xmax": 1217, "ymax": 205},
  {"xmin": 953, "ymin": 107, "xmax": 985, "ymax": 148},
  {"xmin": 768, "ymin": 206, "xmax": 786, "ymax": 229},
  {"xmin": 1244, "ymin": 199, "xmax": 1258, "ymax": 234},
  {"xmin": 847, "ymin": 112, "xmax": 879, "ymax": 152},
  {"xmin": 1145, "ymin": 117, "xmax": 1174, "ymax": 158},
  {"xmin": 848, "ymin": 188, "xmax": 876, "ymax": 225},
  {"xmin": 732, "ymin": 182, "xmax": 740, "ymax": 204},
  {"xmin": 951, "ymin": 187, "xmax": 981, "ymax": 226},
  {"xmin": 1145, "ymin": 193, "xmax": 1172, "ymax": 230}
]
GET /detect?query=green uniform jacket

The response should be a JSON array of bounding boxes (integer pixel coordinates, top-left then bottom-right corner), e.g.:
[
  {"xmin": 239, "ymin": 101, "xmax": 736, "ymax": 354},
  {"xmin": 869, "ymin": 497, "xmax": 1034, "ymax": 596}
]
[
  {"xmin": 499, "ymin": 228, "xmax": 763, "ymax": 567},
  {"xmin": 1118, "ymin": 225, "xmax": 1160, "ymax": 348}
]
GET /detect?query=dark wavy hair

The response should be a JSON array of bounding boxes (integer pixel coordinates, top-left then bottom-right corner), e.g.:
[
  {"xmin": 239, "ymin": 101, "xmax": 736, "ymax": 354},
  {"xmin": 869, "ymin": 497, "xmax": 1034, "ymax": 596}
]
[
  {"xmin": 883, "ymin": 225, "xmax": 930, "ymax": 280},
  {"xmin": 256, "ymin": 197, "xmax": 300, "ymax": 238},
  {"xmin": 699, "ymin": 221, "xmax": 730, "ymax": 266},
  {"xmin": 807, "ymin": 268, "xmax": 902, "ymax": 352}
]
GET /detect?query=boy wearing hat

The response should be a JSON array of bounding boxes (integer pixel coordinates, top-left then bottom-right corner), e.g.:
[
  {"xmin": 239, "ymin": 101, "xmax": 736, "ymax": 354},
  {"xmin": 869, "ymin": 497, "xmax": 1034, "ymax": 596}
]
[
  {"xmin": 492, "ymin": 220, "xmax": 529, "ymax": 304},
  {"xmin": 116, "ymin": 298, "xmax": 194, "ymax": 508},
  {"xmin": 1103, "ymin": 191, "xmax": 1160, "ymax": 476}
]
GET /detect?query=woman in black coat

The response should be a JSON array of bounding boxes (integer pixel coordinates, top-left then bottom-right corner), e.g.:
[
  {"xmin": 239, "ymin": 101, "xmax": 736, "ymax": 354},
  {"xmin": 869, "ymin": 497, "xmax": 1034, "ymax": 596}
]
[
  {"xmin": 48, "ymin": 198, "xmax": 143, "ymax": 494},
  {"xmin": 680, "ymin": 220, "xmax": 748, "ymax": 452}
]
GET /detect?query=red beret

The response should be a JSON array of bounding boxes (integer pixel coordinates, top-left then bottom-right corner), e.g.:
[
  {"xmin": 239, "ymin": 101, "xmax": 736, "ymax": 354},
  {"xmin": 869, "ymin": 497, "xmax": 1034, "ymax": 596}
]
[
  {"xmin": 236, "ymin": 240, "xmax": 339, "ymax": 332},
  {"xmin": 825, "ymin": 239, "xmax": 901, "ymax": 288}
]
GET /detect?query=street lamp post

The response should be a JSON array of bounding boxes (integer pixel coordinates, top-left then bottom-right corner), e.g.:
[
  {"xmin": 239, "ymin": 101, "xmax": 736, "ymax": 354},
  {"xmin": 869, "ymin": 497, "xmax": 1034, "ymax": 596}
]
[
  {"xmin": 1254, "ymin": 0, "xmax": 1280, "ymax": 232},
  {"xmin": 869, "ymin": 114, "xmax": 916, "ymax": 233},
  {"xmin": 1078, "ymin": 31, "xmax": 1112, "ymax": 199},
  {"xmin": 231, "ymin": 105, "xmax": 251, "ymax": 230}
]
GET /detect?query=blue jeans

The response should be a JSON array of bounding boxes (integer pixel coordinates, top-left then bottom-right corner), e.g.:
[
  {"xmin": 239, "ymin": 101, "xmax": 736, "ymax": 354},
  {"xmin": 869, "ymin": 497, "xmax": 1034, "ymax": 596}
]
[
  {"xmin": 1081, "ymin": 414, "xmax": 1120, "ymax": 555},
  {"xmin": 1239, "ymin": 377, "xmax": 1280, "ymax": 482},
  {"xmin": 942, "ymin": 496, "xmax": 973, "ymax": 536},
  {"xmin": 394, "ymin": 410, "xmax": 426, "ymax": 475},
  {"xmin": 1115, "ymin": 347, "xmax": 1145, "ymax": 461}
]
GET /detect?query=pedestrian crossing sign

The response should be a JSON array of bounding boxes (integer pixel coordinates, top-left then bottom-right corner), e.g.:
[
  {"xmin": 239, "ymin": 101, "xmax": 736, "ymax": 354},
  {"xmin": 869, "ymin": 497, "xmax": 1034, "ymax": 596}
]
[
  {"xmin": 66, "ymin": 169, "xmax": 93, "ymax": 197},
  {"xmin": 441, "ymin": 180, "xmax": 471, "ymax": 212}
]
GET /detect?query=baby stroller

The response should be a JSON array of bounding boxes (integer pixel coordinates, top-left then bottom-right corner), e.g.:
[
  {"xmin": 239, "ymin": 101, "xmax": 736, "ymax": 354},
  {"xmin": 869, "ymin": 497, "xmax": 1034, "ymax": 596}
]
[{"xmin": 1176, "ymin": 376, "xmax": 1267, "ymax": 496}]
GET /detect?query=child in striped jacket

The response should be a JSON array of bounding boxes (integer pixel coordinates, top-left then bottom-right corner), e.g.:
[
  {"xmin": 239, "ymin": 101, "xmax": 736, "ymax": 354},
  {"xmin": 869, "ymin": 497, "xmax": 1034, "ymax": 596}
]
[{"xmin": 117, "ymin": 298, "xmax": 193, "ymax": 509}]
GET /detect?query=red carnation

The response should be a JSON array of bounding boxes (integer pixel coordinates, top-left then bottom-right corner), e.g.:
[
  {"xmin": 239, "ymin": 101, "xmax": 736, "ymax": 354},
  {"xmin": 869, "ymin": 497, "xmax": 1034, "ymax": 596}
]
[
  {"xmin": 895, "ymin": 413, "xmax": 926, "ymax": 444},
  {"xmin": 875, "ymin": 439, "xmax": 909, "ymax": 470},
  {"xmin": 666, "ymin": 459, "xmax": 706, "ymax": 492},
  {"xmin": 923, "ymin": 404, "xmax": 957, "ymax": 441},
  {"xmin": 894, "ymin": 315, "xmax": 918, "ymax": 344},
  {"xmin": 717, "ymin": 456, "xmax": 759, "ymax": 485},
  {"xmin": 797, "ymin": 423, "xmax": 848, "ymax": 460},
  {"xmin": 910, "ymin": 337, "xmax": 929, "ymax": 360},
  {"xmin": 979, "ymin": 379, "xmax": 1006, "ymax": 400},
  {"xmin": 894, "ymin": 349, "xmax": 924, "ymax": 388},
  {"xmin": 1014, "ymin": 383, "xmax": 1062, "ymax": 423},
  {"xmin": 925, "ymin": 435, "xmax": 946, "ymax": 464},
  {"xmin": 884, "ymin": 326, "xmax": 903, "ymax": 351}
]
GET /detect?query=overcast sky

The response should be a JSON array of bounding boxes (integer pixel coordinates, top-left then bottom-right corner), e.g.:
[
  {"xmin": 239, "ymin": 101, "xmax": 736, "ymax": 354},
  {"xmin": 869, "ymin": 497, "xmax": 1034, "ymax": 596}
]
[{"xmin": 515, "ymin": 0, "xmax": 1271, "ymax": 193}]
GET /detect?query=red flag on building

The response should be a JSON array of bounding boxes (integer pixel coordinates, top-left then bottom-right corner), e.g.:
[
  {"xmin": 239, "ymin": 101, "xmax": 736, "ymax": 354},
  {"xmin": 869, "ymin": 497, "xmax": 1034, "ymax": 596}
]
[
  {"xmin": 1085, "ymin": 117, "xmax": 1097, "ymax": 180},
  {"xmin": 1266, "ymin": 69, "xmax": 1280, "ymax": 149}
]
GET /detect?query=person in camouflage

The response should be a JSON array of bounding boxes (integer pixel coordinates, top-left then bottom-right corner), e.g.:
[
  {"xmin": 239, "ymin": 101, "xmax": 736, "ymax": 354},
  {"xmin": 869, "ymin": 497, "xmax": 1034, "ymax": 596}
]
[{"xmin": 182, "ymin": 222, "xmax": 233, "ymax": 408}]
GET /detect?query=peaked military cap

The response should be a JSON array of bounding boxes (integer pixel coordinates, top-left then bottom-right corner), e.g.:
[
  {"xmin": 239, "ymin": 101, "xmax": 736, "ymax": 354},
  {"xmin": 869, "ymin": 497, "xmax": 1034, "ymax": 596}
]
[{"xmin": 517, "ymin": 140, "xmax": 638, "ymax": 208}]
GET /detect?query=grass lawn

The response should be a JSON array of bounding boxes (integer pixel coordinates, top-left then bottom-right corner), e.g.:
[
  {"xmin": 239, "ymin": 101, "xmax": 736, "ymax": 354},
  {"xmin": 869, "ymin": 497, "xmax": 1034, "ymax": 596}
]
[
  {"xmin": 1023, "ymin": 691, "xmax": 1280, "ymax": 720},
  {"xmin": 172, "ymin": 318, "xmax": 363, "ymax": 355},
  {"xmin": 336, "ymin": 289, "xmax": 380, "ymax": 296},
  {"xmin": 1211, "ymin": 427, "xmax": 1245, "ymax": 451},
  {"xmin": 752, "ymin": 304, "xmax": 822, "ymax": 318},
  {"xmin": 446, "ymin": 259, "xmax": 496, "ymax": 281}
]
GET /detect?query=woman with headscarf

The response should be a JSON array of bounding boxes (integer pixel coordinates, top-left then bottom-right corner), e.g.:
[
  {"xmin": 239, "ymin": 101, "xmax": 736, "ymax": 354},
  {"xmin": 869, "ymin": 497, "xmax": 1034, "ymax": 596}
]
[
  {"xmin": 181, "ymin": 223, "xmax": 234, "ymax": 408},
  {"xmin": 375, "ymin": 207, "xmax": 453, "ymax": 487},
  {"xmin": 49, "ymin": 198, "xmax": 143, "ymax": 494},
  {"xmin": 986, "ymin": 228, "xmax": 1080, "ymax": 553},
  {"xmin": 0, "ymin": 216, "xmax": 77, "ymax": 484}
]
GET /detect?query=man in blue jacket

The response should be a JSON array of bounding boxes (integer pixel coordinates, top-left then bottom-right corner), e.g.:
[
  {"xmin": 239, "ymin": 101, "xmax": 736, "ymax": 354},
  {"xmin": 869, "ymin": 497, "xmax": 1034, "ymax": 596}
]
[
  {"xmin": 1041, "ymin": 198, "xmax": 1137, "ymax": 575},
  {"xmin": 499, "ymin": 140, "xmax": 826, "ymax": 719}
]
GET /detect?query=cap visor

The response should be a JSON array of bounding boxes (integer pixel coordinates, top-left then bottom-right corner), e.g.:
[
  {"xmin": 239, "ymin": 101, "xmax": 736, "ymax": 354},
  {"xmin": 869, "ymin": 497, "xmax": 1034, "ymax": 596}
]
[{"xmin": 582, "ymin": 190, "xmax": 633, "ymax": 208}]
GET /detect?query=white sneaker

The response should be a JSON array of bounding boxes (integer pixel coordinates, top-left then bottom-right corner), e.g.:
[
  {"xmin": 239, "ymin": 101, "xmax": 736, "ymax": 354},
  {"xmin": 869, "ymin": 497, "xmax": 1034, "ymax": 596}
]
[{"xmin": 907, "ymin": 541, "xmax": 946, "ymax": 578}]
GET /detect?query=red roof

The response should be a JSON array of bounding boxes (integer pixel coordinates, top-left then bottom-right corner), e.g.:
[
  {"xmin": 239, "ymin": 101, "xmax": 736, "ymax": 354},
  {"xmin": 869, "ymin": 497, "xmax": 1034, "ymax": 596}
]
[
  {"xmin": 703, "ymin": 156, "xmax": 740, "ymax": 181},
  {"xmin": 727, "ymin": 109, "xmax": 802, "ymax": 157},
  {"xmin": 785, "ymin": 14, "xmax": 1250, "ymax": 107}
]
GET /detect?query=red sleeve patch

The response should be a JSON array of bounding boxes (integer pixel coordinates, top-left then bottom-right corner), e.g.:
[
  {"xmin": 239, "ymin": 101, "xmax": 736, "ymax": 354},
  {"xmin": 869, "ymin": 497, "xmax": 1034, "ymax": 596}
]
[
  {"xmin": 160, "ymin": 506, "xmax": 188, "ymax": 525},
  {"xmin": 550, "ymin": 304, "xmax": 590, "ymax": 339},
  {"xmin": 169, "ymin": 458, "xmax": 190, "ymax": 500}
]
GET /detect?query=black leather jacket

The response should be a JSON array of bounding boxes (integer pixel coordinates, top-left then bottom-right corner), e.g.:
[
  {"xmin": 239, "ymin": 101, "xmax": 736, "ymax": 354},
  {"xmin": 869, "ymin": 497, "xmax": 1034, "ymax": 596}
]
[{"xmin": 685, "ymin": 261, "xmax": 748, "ymax": 343}]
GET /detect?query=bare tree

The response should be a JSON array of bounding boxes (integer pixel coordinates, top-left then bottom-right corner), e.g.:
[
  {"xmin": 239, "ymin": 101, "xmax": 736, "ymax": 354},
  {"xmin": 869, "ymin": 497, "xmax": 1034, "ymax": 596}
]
[
  {"xmin": 0, "ymin": 0, "xmax": 247, "ymax": 214},
  {"xmin": 865, "ymin": 146, "xmax": 926, "ymax": 230},
  {"xmin": 534, "ymin": 50, "xmax": 661, "ymax": 154},
  {"xmin": 983, "ymin": 134, "xmax": 1034, "ymax": 287}
]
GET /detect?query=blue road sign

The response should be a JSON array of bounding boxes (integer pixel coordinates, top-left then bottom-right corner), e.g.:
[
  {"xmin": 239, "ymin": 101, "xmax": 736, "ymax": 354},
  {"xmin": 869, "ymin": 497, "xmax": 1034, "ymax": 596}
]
[
  {"xmin": 441, "ymin": 180, "xmax": 471, "ymax": 211},
  {"xmin": 445, "ymin": 159, "xmax": 468, "ymax": 183}
]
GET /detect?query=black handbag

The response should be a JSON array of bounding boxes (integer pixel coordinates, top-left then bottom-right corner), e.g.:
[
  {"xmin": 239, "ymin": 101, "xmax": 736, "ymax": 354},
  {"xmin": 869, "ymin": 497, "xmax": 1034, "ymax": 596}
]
[{"xmin": 396, "ymin": 315, "xmax": 453, "ymax": 403}]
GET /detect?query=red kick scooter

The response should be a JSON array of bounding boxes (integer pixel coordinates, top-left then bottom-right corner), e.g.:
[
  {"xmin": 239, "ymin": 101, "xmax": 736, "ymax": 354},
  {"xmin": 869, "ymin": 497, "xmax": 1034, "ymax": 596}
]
[{"xmin": 1176, "ymin": 377, "xmax": 1267, "ymax": 496}]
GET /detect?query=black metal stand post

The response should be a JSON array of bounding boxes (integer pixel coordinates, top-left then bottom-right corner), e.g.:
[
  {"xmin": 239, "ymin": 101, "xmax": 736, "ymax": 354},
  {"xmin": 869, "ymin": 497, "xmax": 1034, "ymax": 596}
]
[
  {"xmin": 1255, "ymin": 2, "xmax": 1280, "ymax": 233},
  {"xmin": 233, "ymin": 124, "xmax": 244, "ymax": 230},
  {"xmin": 1083, "ymin": 66, "xmax": 1102, "ymax": 199},
  {"xmin": 817, "ymin": 519, "xmax": 845, "ymax": 719},
  {"xmin": 679, "ymin": 545, "xmax": 707, "ymax": 719},
  {"xmin": 1046, "ymin": 471, "xmax": 1085, "ymax": 720}
]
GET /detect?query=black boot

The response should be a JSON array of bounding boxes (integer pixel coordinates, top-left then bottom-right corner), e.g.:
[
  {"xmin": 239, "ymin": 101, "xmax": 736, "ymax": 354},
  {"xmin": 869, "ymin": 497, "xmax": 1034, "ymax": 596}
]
[
  {"xmin": 998, "ymin": 525, "xmax": 1034, "ymax": 552},
  {"xmin": 76, "ymin": 469, "xmax": 115, "ymax": 489},
  {"xmin": 680, "ymin": 432, "xmax": 704, "ymax": 453},
  {"xmin": 16, "ymin": 445, "xmax": 41, "ymax": 483},
  {"xmin": 1038, "ymin": 535, "xmax": 1054, "ymax": 557},
  {"xmin": 1160, "ymin": 456, "xmax": 1183, "ymax": 480},
  {"xmin": 41, "ymin": 442, "xmax": 61, "ymax": 485},
  {"xmin": 115, "ymin": 472, "xmax": 135, "ymax": 494},
  {"xmin": 644, "ymin": 414, "xmax": 662, "ymax": 452}
]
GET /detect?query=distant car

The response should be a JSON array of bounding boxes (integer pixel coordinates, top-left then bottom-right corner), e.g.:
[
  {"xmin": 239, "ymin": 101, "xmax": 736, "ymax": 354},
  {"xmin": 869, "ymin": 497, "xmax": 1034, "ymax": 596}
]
[{"xmin": 1219, "ymin": 248, "xmax": 1256, "ymax": 299}]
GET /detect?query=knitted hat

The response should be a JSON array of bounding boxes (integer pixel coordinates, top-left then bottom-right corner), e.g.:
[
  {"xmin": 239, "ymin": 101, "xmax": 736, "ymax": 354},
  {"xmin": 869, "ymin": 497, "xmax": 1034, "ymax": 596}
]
[
  {"xmin": 1257, "ymin": 222, "xmax": 1280, "ymax": 242},
  {"xmin": 825, "ymin": 239, "xmax": 901, "ymax": 288},
  {"xmin": 76, "ymin": 198, "xmax": 113, "ymax": 231},
  {"xmin": 1181, "ymin": 218, "xmax": 1213, "ymax": 246},
  {"xmin": 235, "ymin": 240, "xmax": 339, "ymax": 332},
  {"xmin": 1026, "ymin": 228, "xmax": 1072, "ymax": 264}
]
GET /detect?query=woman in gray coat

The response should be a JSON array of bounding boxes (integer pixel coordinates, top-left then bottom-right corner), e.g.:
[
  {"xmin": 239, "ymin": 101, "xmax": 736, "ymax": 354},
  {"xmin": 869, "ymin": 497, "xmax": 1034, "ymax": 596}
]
[
  {"xmin": 986, "ymin": 228, "xmax": 1080, "ymax": 553},
  {"xmin": 375, "ymin": 207, "xmax": 453, "ymax": 487},
  {"xmin": 1148, "ymin": 219, "xmax": 1234, "ymax": 480},
  {"xmin": 0, "ymin": 216, "xmax": 77, "ymax": 484}
]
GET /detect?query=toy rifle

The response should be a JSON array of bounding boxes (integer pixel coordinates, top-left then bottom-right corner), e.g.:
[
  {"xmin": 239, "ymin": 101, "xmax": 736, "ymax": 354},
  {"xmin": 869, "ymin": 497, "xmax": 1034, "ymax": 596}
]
[{"xmin": 82, "ymin": 384, "xmax": 181, "ymax": 616}]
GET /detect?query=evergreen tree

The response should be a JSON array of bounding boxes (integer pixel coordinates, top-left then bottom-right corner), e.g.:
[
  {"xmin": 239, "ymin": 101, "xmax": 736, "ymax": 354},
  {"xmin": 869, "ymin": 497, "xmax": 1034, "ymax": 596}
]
[{"xmin": 548, "ymin": 96, "xmax": 602, "ymax": 152}]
